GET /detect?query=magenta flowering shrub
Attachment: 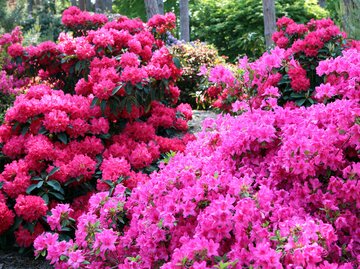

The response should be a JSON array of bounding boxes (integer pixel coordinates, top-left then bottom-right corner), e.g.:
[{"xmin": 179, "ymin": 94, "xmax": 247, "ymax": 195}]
[
  {"xmin": 35, "ymin": 96, "xmax": 359, "ymax": 268},
  {"xmin": 0, "ymin": 27, "xmax": 31, "ymax": 125},
  {"xmin": 0, "ymin": 8, "xmax": 193, "ymax": 249},
  {"xmin": 0, "ymin": 27, "xmax": 30, "ymax": 94},
  {"xmin": 32, "ymin": 16, "xmax": 360, "ymax": 268},
  {"xmin": 201, "ymin": 17, "xmax": 349, "ymax": 112}
]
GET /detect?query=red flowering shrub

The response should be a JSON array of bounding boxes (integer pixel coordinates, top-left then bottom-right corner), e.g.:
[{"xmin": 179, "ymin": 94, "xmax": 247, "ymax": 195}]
[
  {"xmin": 0, "ymin": 8, "xmax": 193, "ymax": 249},
  {"xmin": 0, "ymin": 27, "xmax": 30, "ymax": 125},
  {"xmin": 201, "ymin": 17, "xmax": 348, "ymax": 112}
]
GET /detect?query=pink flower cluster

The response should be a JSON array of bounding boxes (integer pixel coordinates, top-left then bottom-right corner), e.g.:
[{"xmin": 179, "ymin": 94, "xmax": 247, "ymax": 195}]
[
  {"xmin": 0, "ymin": 27, "xmax": 29, "ymax": 95},
  {"xmin": 61, "ymin": 6, "xmax": 108, "ymax": 32},
  {"xmin": 34, "ymin": 185, "xmax": 128, "ymax": 268},
  {"xmin": 201, "ymin": 17, "xmax": 348, "ymax": 112},
  {"xmin": 36, "ymin": 96, "xmax": 360, "ymax": 268},
  {"xmin": 315, "ymin": 48, "xmax": 360, "ymax": 101}
]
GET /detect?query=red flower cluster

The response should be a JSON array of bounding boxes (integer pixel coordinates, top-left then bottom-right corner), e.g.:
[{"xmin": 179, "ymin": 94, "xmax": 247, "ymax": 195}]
[
  {"xmin": 288, "ymin": 62, "xmax": 310, "ymax": 92},
  {"xmin": 14, "ymin": 195, "xmax": 48, "ymax": 222},
  {"xmin": 0, "ymin": 202, "xmax": 14, "ymax": 235},
  {"xmin": 0, "ymin": 9, "xmax": 193, "ymax": 248},
  {"xmin": 148, "ymin": 12, "xmax": 176, "ymax": 34},
  {"xmin": 62, "ymin": 6, "xmax": 108, "ymax": 31}
]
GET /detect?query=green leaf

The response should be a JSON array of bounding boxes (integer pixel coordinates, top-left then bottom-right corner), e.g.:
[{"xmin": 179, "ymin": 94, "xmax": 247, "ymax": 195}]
[
  {"xmin": 125, "ymin": 83, "xmax": 133, "ymax": 95},
  {"xmin": 26, "ymin": 184, "xmax": 38, "ymax": 194},
  {"xmin": 91, "ymin": 97, "xmax": 99, "ymax": 108},
  {"xmin": 75, "ymin": 61, "xmax": 81, "ymax": 73},
  {"xmin": 11, "ymin": 122, "xmax": 19, "ymax": 132},
  {"xmin": 38, "ymin": 126, "xmax": 48, "ymax": 135},
  {"xmin": 42, "ymin": 193, "xmax": 49, "ymax": 204},
  {"xmin": 37, "ymin": 181, "xmax": 44, "ymax": 188},
  {"xmin": 48, "ymin": 167, "xmax": 60, "ymax": 177},
  {"xmin": 21, "ymin": 124, "xmax": 30, "ymax": 136},
  {"xmin": 57, "ymin": 132, "xmax": 68, "ymax": 144},
  {"xmin": 12, "ymin": 217, "xmax": 22, "ymax": 231},
  {"xmin": 60, "ymin": 227, "xmax": 72, "ymax": 232},
  {"xmin": 98, "ymin": 133, "xmax": 111, "ymax": 140},
  {"xmin": 126, "ymin": 100, "xmax": 133, "ymax": 113},
  {"xmin": 308, "ymin": 98, "xmax": 315, "ymax": 104},
  {"xmin": 112, "ymin": 85, "xmax": 122, "ymax": 96},
  {"xmin": 103, "ymin": 180, "xmax": 114, "ymax": 187},
  {"xmin": 100, "ymin": 100, "xmax": 107, "ymax": 113},
  {"xmin": 49, "ymin": 191, "xmax": 65, "ymax": 200},
  {"xmin": 290, "ymin": 92, "xmax": 304, "ymax": 99},
  {"xmin": 47, "ymin": 180, "xmax": 62, "ymax": 192},
  {"xmin": 0, "ymin": 182, "xmax": 3, "ymax": 189},
  {"xmin": 295, "ymin": 98, "xmax": 306, "ymax": 106},
  {"xmin": 135, "ymin": 83, "xmax": 143, "ymax": 90},
  {"xmin": 173, "ymin": 57, "xmax": 181, "ymax": 69}
]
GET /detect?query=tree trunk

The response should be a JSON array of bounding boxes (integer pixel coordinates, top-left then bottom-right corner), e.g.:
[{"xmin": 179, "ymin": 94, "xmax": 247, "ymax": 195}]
[
  {"xmin": 27, "ymin": 0, "xmax": 34, "ymax": 14},
  {"xmin": 317, "ymin": 0, "xmax": 326, "ymax": 7},
  {"xmin": 340, "ymin": 0, "xmax": 360, "ymax": 39},
  {"xmin": 105, "ymin": 0, "xmax": 112, "ymax": 12},
  {"xmin": 79, "ymin": 0, "xmax": 86, "ymax": 10},
  {"xmin": 144, "ymin": 0, "xmax": 160, "ymax": 20},
  {"xmin": 180, "ymin": 0, "xmax": 190, "ymax": 41},
  {"xmin": 95, "ymin": 0, "xmax": 104, "ymax": 12},
  {"xmin": 85, "ymin": 0, "xmax": 92, "ymax": 11},
  {"xmin": 262, "ymin": 0, "xmax": 276, "ymax": 48},
  {"xmin": 70, "ymin": 0, "xmax": 77, "ymax": 6},
  {"xmin": 158, "ymin": 0, "xmax": 164, "ymax": 14}
]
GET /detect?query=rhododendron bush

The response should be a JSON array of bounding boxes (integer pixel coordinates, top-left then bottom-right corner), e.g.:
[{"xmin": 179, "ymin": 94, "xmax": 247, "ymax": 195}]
[
  {"xmin": 0, "ymin": 7, "xmax": 194, "ymax": 249},
  {"xmin": 0, "ymin": 27, "xmax": 30, "ymax": 125},
  {"xmin": 200, "ymin": 17, "xmax": 355, "ymax": 112}
]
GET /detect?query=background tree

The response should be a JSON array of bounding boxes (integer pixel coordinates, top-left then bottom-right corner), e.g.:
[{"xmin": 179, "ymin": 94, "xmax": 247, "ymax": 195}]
[
  {"xmin": 85, "ymin": 0, "xmax": 92, "ymax": 11},
  {"xmin": 79, "ymin": 0, "xmax": 85, "ymax": 10},
  {"xmin": 318, "ymin": 0, "xmax": 326, "ymax": 7},
  {"xmin": 144, "ymin": 0, "xmax": 160, "ymax": 19},
  {"xmin": 180, "ymin": 0, "xmax": 190, "ymax": 41},
  {"xmin": 339, "ymin": 0, "xmax": 360, "ymax": 39},
  {"xmin": 191, "ymin": 0, "xmax": 329, "ymax": 61},
  {"xmin": 28, "ymin": 0, "xmax": 34, "ymax": 13},
  {"xmin": 262, "ymin": 0, "xmax": 276, "ymax": 47},
  {"xmin": 158, "ymin": 0, "xmax": 164, "ymax": 14}
]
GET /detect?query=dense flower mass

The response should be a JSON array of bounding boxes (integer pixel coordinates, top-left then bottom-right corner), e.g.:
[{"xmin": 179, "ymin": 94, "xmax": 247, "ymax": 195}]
[
  {"xmin": 0, "ymin": 9, "xmax": 359, "ymax": 269},
  {"xmin": 36, "ymin": 97, "xmax": 359, "ymax": 268},
  {"xmin": 0, "ymin": 8, "xmax": 192, "ymax": 248}
]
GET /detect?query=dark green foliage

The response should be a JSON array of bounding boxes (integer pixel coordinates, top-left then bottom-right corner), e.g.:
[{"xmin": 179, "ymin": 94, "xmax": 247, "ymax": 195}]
[
  {"xmin": 0, "ymin": 0, "xmax": 26, "ymax": 33},
  {"xmin": 113, "ymin": 0, "xmax": 147, "ymax": 20},
  {"xmin": 190, "ymin": 0, "xmax": 328, "ymax": 61}
]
